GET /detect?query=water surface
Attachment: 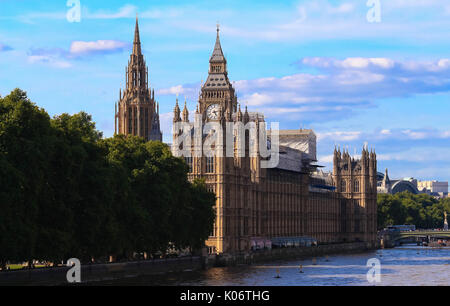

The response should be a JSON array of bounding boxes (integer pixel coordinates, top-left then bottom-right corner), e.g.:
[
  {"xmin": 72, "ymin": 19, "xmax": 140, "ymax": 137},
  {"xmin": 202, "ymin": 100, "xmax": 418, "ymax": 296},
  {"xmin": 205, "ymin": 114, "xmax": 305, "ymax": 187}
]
[{"xmin": 100, "ymin": 245, "xmax": 450, "ymax": 286}]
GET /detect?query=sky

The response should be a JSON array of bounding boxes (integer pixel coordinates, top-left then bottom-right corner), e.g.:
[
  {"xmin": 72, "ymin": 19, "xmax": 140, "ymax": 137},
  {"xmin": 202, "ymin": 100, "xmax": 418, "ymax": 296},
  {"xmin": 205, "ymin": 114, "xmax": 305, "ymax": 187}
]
[{"xmin": 1, "ymin": 0, "xmax": 450, "ymax": 185}]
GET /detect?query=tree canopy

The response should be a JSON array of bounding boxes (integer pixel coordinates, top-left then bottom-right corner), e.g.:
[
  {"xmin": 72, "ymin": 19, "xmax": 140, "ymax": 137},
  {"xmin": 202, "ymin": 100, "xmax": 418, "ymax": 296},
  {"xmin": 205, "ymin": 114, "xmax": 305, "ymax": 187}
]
[
  {"xmin": 0, "ymin": 89, "xmax": 215, "ymax": 265},
  {"xmin": 378, "ymin": 191, "xmax": 450, "ymax": 230}
]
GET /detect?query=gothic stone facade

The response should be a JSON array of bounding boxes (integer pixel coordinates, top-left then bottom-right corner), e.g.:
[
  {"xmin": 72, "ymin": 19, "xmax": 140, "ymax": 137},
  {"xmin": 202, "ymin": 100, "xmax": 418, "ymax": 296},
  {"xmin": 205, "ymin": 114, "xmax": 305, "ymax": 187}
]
[
  {"xmin": 172, "ymin": 28, "xmax": 378, "ymax": 254},
  {"xmin": 115, "ymin": 17, "xmax": 162, "ymax": 141}
]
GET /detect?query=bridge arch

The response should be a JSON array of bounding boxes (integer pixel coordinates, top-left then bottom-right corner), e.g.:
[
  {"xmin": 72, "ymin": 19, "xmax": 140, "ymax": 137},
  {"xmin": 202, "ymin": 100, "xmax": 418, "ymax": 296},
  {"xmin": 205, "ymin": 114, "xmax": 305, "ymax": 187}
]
[{"xmin": 391, "ymin": 181, "xmax": 419, "ymax": 194}]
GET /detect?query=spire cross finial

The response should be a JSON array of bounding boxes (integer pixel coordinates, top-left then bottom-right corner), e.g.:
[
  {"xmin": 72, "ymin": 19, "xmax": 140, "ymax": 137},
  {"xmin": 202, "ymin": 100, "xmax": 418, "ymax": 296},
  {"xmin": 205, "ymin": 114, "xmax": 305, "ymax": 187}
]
[{"xmin": 216, "ymin": 22, "xmax": 220, "ymax": 33}]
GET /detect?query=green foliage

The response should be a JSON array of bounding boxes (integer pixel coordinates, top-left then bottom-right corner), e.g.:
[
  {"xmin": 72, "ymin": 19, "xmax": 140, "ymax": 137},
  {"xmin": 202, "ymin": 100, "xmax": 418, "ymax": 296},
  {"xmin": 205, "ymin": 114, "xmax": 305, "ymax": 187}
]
[
  {"xmin": 377, "ymin": 191, "xmax": 448, "ymax": 230},
  {"xmin": 0, "ymin": 89, "xmax": 215, "ymax": 264}
]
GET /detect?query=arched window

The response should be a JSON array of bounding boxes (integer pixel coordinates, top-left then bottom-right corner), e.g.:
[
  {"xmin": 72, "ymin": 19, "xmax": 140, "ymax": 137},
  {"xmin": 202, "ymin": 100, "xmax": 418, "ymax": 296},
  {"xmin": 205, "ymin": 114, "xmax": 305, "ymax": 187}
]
[
  {"xmin": 354, "ymin": 180, "xmax": 360, "ymax": 193},
  {"xmin": 341, "ymin": 180, "xmax": 346, "ymax": 192},
  {"xmin": 206, "ymin": 156, "xmax": 215, "ymax": 173}
]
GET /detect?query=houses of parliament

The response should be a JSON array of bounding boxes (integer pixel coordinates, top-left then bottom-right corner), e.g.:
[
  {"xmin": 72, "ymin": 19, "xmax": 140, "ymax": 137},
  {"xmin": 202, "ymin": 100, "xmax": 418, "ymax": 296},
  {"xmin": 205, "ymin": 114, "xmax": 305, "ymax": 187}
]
[{"xmin": 115, "ymin": 18, "xmax": 378, "ymax": 254}]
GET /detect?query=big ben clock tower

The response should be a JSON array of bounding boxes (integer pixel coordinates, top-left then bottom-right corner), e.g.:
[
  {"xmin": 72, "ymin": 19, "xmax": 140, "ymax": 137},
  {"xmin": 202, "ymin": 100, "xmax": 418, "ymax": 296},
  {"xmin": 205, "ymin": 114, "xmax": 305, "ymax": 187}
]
[
  {"xmin": 199, "ymin": 25, "xmax": 238, "ymax": 121},
  {"xmin": 172, "ymin": 26, "xmax": 263, "ymax": 253}
]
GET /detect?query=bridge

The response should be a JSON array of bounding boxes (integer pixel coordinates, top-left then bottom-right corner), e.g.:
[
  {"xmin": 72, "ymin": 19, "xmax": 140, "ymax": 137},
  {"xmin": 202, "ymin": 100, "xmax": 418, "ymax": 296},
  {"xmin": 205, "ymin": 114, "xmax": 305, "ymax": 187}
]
[
  {"xmin": 392, "ymin": 230, "xmax": 450, "ymax": 242},
  {"xmin": 380, "ymin": 230, "xmax": 450, "ymax": 247}
]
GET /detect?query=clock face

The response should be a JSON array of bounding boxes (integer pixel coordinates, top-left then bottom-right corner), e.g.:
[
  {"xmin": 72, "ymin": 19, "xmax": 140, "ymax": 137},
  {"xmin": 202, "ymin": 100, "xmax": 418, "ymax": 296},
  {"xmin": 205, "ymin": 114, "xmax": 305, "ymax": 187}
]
[{"xmin": 206, "ymin": 104, "xmax": 220, "ymax": 120}]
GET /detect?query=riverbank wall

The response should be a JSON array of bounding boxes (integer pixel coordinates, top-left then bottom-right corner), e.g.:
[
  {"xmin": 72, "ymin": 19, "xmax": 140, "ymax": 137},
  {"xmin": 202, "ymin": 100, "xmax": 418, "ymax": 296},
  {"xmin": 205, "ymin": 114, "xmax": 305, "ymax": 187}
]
[
  {"xmin": 210, "ymin": 242, "xmax": 378, "ymax": 267},
  {"xmin": 0, "ymin": 256, "xmax": 203, "ymax": 285},
  {"xmin": 0, "ymin": 242, "xmax": 378, "ymax": 285}
]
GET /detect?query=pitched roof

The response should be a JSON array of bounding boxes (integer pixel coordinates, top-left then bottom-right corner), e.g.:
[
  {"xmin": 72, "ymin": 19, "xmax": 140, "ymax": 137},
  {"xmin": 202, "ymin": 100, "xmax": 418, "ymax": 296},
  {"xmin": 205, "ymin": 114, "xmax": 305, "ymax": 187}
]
[
  {"xmin": 210, "ymin": 26, "xmax": 225, "ymax": 63},
  {"xmin": 132, "ymin": 15, "xmax": 142, "ymax": 56}
]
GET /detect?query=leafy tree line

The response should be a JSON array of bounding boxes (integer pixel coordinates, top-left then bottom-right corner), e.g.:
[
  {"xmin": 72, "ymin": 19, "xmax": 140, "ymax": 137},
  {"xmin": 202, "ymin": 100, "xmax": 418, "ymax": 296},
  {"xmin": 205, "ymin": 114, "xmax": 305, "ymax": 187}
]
[
  {"xmin": 378, "ymin": 191, "xmax": 450, "ymax": 230},
  {"xmin": 0, "ymin": 89, "xmax": 215, "ymax": 267}
]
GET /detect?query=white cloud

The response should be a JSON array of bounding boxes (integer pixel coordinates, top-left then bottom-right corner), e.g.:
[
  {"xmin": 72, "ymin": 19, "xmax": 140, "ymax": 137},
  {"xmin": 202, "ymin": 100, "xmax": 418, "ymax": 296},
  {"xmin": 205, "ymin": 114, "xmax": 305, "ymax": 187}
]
[
  {"xmin": 158, "ymin": 57, "xmax": 450, "ymax": 123},
  {"xmin": 157, "ymin": 84, "xmax": 199, "ymax": 98},
  {"xmin": 317, "ymin": 131, "xmax": 362, "ymax": 141},
  {"xmin": 27, "ymin": 39, "xmax": 129, "ymax": 68},
  {"xmin": 69, "ymin": 40, "xmax": 128, "ymax": 55},
  {"xmin": 329, "ymin": 3, "xmax": 354, "ymax": 14},
  {"xmin": 378, "ymin": 147, "xmax": 450, "ymax": 162},
  {"xmin": 157, "ymin": 85, "xmax": 185, "ymax": 96},
  {"xmin": 318, "ymin": 154, "xmax": 334, "ymax": 164}
]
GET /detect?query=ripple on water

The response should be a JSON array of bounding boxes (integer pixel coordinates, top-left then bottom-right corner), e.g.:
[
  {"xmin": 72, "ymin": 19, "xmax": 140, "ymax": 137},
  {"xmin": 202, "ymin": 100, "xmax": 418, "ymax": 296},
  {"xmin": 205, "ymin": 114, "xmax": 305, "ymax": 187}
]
[{"xmin": 99, "ymin": 246, "xmax": 450, "ymax": 286}]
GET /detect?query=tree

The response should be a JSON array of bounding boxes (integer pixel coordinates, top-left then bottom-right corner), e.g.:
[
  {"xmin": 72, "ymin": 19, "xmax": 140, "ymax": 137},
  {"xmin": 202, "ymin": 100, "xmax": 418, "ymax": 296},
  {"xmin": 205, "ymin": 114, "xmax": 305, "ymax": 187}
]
[
  {"xmin": 378, "ymin": 192, "xmax": 450, "ymax": 230},
  {"xmin": 0, "ymin": 89, "xmax": 57, "ymax": 264},
  {"xmin": 0, "ymin": 88, "xmax": 218, "ymax": 265},
  {"xmin": 187, "ymin": 179, "xmax": 216, "ymax": 250},
  {"xmin": 50, "ymin": 112, "xmax": 115, "ymax": 262}
]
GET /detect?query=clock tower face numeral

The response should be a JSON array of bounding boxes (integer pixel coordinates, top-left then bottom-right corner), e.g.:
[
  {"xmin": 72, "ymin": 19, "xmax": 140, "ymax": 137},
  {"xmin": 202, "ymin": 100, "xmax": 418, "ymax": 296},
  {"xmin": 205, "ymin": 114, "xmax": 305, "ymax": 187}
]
[{"xmin": 206, "ymin": 104, "xmax": 220, "ymax": 120}]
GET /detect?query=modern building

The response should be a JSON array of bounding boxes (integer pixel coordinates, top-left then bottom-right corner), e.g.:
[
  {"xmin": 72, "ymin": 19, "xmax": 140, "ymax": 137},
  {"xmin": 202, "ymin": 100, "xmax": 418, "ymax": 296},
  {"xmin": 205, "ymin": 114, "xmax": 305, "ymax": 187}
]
[
  {"xmin": 171, "ymin": 26, "xmax": 378, "ymax": 254},
  {"xmin": 114, "ymin": 17, "xmax": 162, "ymax": 141},
  {"xmin": 417, "ymin": 180, "xmax": 449, "ymax": 194}
]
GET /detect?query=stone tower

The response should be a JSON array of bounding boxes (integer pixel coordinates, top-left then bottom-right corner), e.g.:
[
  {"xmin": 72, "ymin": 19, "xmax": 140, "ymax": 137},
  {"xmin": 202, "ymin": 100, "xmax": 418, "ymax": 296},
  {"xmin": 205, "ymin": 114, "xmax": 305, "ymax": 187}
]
[
  {"xmin": 198, "ymin": 25, "xmax": 238, "ymax": 118},
  {"xmin": 332, "ymin": 147, "xmax": 377, "ymax": 244},
  {"xmin": 115, "ymin": 16, "xmax": 162, "ymax": 141},
  {"xmin": 172, "ymin": 26, "xmax": 263, "ymax": 254}
]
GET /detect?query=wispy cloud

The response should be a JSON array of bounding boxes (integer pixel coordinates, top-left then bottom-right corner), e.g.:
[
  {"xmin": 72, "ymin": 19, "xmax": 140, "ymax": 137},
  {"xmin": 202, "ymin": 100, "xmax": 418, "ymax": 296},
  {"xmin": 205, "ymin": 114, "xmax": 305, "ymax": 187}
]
[
  {"xmin": 0, "ymin": 43, "xmax": 13, "ymax": 52},
  {"xmin": 27, "ymin": 39, "xmax": 129, "ymax": 68},
  {"xmin": 27, "ymin": 48, "xmax": 72, "ymax": 68},
  {"xmin": 84, "ymin": 4, "xmax": 137, "ymax": 19},
  {"xmin": 316, "ymin": 126, "xmax": 450, "ymax": 181},
  {"xmin": 14, "ymin": 4, "xmax": 182, "ymax": 24},
  {"xmin": 157, "ymin": 83, "xmax": 201, "ymax": 99},
  {"xmin": 69, "ymin": 40, "xmax": 129, "ymax": 56},
  {"xmin": 152, "ymin": 0, "xmax": 449, "ymax": 43},
  {"xmin": 158, "ymin": 57, "xmax": 450, "ymax": 123}
]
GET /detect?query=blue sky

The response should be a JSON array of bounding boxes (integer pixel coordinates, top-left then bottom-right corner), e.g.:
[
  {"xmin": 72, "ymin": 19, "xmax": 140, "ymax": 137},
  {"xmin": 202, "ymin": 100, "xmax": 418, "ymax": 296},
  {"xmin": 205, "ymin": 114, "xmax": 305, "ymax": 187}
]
[{"xmin": 1, "ymin": 0, "xmax": 450, "ymax": 185}]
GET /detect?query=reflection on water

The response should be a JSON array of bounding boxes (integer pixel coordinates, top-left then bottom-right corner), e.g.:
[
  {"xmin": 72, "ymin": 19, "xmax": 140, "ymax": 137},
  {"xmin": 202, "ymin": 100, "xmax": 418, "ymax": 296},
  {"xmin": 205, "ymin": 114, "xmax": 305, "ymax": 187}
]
[{"xmin": 100, "ymin": 246, "xmax": 450, "ymax": 286}]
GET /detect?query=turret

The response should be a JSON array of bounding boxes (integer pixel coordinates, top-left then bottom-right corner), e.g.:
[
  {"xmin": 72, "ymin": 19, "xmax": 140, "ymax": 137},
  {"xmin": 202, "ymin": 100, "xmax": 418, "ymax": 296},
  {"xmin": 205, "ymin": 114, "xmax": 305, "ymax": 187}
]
[
  {"xmin": 236, "ymin": 104, "xmax": 243, "ymax": 122},
  {"xmin": 244, "ymin": 105, "xmax": 249, "ymax": 124},
  {"xmin": 173, "ymin": 97, "xmax": 181, "ymax": 123},
  {"xmin": 182, "ymin": 98, "xmax": 189, "ymax": 122}
]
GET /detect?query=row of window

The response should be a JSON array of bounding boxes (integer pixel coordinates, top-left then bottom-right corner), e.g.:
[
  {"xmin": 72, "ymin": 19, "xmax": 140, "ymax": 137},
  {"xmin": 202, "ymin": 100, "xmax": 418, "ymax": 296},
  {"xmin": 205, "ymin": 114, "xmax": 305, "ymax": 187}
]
[
  {"xmin": 184, "ymin": 156, "xmax": 215, "ymax": 173},
  {"xmin": 127, "ymin": 107, "xmax": 150, "ymax": 138},
  {"xmin": 204, "ymin": 91, "xmax": 226, "ymax": 98},
  {"xmin": 340, "ymin": 180, "xmax": 360, "ymax": 193},
  {"xmin": 129, "ymin": 70, "xmax": 146, "ymax": 87}
]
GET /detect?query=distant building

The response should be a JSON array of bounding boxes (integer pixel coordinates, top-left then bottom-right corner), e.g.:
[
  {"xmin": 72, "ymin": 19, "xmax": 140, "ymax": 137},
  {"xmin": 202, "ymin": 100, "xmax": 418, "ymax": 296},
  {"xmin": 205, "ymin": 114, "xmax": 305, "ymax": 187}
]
[
  {"xmin": 417, "ymin": 180, "xmax": 449, "ymax": 194},
  {"xmin": 377, "ymin": 169, "xmax": 449, "ymax": 198},
  {"xmin": 377, "ymin": 169, "xmax": 419, "ymax": 194}
]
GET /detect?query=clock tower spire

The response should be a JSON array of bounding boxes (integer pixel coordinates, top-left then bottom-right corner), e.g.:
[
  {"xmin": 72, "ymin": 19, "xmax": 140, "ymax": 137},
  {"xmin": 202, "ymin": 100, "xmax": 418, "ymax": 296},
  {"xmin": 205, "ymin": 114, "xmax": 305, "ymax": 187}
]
[{"xmin": 198, "ymin": 26, "xmax": 238, "ymax": 120}]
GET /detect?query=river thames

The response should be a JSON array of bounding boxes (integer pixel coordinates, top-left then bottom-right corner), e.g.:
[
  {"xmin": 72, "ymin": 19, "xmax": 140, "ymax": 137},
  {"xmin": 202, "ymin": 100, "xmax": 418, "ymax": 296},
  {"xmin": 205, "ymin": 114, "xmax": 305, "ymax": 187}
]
[{"xmin": 102, "ymin": 245, "xmax": 450, "ymax": 286}]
